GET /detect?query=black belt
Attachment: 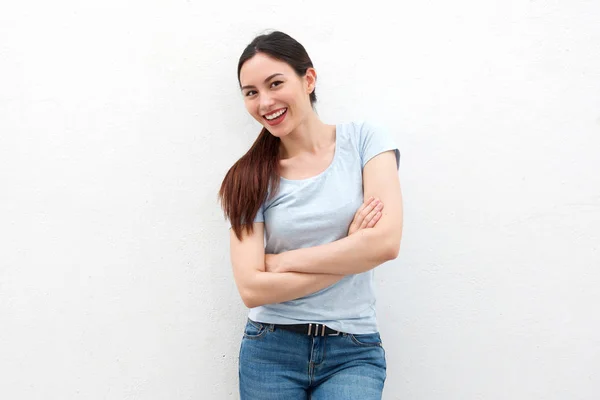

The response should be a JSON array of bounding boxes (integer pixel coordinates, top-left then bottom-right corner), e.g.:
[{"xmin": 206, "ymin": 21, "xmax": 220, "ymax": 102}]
[{"xmin": 274, "ymin": 323, "xmax": 343, "ymax": 336}]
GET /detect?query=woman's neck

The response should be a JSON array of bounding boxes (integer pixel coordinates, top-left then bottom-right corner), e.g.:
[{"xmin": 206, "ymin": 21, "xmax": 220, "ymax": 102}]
[{"xmin": 279, "ymin": 113, "xmax": 335, "ymax": 159}]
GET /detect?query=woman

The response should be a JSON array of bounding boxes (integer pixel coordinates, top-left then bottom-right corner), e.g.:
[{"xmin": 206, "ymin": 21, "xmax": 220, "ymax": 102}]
[{"xmin": 219, "ymin": 31, "xmax": 403, "ymax": 399}]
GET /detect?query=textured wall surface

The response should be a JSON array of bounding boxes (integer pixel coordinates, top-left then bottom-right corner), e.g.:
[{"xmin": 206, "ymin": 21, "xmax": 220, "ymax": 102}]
[{"xmin": 1, "ymin": 1, "xmax": 599, "ymax": 399}]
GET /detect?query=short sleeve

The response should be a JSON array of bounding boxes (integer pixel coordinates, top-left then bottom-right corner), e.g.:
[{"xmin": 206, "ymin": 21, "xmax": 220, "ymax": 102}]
[
  {"xmin": 253, "ymin": 202, "xmax": 265, "ymax": 223},
  {"xmin": 228, "ymin": 202, "xmax": 265, "ymax": 228},
  {"xmin": 359, "ymin": 122, "xmax": 400, "ymax": 170}
]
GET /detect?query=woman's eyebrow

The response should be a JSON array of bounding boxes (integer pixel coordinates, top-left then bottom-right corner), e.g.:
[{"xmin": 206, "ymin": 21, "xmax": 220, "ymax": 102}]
[{"xmin": 241, "ymin": 73, "xmax": 284, "ymax": 90}]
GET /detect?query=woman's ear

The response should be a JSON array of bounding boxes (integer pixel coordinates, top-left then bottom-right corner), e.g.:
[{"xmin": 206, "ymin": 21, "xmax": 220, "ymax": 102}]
[{"xmin": 305, "ymin": 67, "xmax": 317, "ymax": 94}]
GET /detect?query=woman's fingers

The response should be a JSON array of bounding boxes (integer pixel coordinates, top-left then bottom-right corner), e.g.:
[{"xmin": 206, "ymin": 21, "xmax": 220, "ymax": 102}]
[
  {"xmin": 353, "ymin": 196, "xmax": 374, "ymax": 220},
  {"xmin": 349, "ymin": 197, "xmax": 373, "ymax": 229},
  {"xmin": 367, "ymin": 210, "xmax": 382, "ymax": 228},
  {"xmin": 348, "ymin": 197, "xmax": 383, "ymax": 235},
  {"xmin": 360, "ymin": 201, "xmax": 384, "ymax": 229},
  {"xmin": 348, "ymin": 197, "xmax": 374, "ymax": 235}
]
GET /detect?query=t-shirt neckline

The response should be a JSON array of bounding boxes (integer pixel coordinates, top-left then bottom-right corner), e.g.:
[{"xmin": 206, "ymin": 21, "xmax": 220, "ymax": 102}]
[{"xmin": 279, "ymin": 123, "xmax": 341, "ymax": 184}]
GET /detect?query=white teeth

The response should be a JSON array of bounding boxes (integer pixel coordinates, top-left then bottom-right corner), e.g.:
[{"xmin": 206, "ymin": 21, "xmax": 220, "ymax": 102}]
[{"xmin": 265, "ymin": 108, "xmax": 286, "ymax": 120}]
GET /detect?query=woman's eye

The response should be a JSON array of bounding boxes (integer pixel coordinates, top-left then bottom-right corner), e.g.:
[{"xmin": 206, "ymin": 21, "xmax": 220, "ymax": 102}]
[
  {"xmin": 270, "ymin": 81, "xmax": 283, "ymax": 88},
  {"xmin": 245, "ymin": 90, "xmax": 257, "ymax": 97}
]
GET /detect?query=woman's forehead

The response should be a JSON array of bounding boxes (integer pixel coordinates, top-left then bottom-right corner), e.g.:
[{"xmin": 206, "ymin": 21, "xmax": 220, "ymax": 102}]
[{"xmin": 240, "ymin": 54, "xmax": 293, "ymax": 84}]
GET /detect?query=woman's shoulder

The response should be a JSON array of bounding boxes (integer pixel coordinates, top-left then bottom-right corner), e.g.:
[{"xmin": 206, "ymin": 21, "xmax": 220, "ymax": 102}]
[
  {"xmin": 337, "ymin": 120, "xmax": 382, "ymax": 134},
  {"xmin": 337, "ymin": 120, "xmax": 384, "ymax": 145}
]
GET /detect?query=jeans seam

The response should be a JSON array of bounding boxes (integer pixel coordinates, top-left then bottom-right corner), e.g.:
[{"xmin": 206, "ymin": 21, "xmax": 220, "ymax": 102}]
[{"xmin": 313, "ymin": 337, "xmax": 326, "ymax": 366}]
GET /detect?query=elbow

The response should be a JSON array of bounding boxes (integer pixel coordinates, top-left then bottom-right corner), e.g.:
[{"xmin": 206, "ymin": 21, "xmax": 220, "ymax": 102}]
[
  {"xmin": 240, "ymin": 289, "xmax": 259, "ymax": 309},
  {"xmin": 367, "ymin": 224, "xmax": 402, "ymax": 263},
  {"xmin": 240, "ymin": 287, "xmax": 265, "ymax": 309},
  {"xmin": 385, "ymin": 241, "xmax": 400, "ymax": 261},
  {"xmin": 376, "ymin": 232, "xmax": 401, "ymax": 262},
  {"xmin": 235, "ymin": 270, "xmax": 265, "ymax": 309},
  {"xmin": 242, "ymin": 298, "xmax": 259, "ymax": 309}
]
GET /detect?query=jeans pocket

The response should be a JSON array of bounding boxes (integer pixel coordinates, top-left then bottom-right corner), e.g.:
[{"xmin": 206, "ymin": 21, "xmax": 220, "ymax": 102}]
[
  {"xmin": 243, "ymin": 319, "xmax": 267, "ymax": 340},
  {"xmin": 349, "ymin": 332, "xmax": 382, "ymax": 347}
]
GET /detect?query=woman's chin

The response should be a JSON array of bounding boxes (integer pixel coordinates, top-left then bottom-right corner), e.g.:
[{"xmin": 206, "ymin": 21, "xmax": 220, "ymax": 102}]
[{"xmin": 265, "ymin": 123, "xmax": 293, "ymax": 138}]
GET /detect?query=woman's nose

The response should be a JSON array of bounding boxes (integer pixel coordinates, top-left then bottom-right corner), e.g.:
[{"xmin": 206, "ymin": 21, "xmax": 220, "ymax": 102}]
[{"xmin": 259, "ymin": 93, "xmax": 275, "ymax": 111}]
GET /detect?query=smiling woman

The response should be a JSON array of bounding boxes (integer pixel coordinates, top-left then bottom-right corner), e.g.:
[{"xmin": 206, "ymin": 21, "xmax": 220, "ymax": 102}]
[
  {"xmin": 240, "ymin": 54, "xmax": 315, "ymax": 131},
  {"xmin": 218, "ymin": 31, "xmax": 403, "ymax": 400}
]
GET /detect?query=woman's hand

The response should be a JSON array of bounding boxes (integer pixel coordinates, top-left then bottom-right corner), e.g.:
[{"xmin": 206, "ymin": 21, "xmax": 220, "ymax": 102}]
[{"xmin": 347, "ymin": 196, "xmax": 384, "ymax": 236}]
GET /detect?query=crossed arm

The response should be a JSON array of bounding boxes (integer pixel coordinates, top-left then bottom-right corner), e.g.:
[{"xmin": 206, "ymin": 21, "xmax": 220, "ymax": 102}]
[
  {"xmin": 266, "ymin": 151, "xmax": 403, "ymax": 275},
  {"xmin": 229, "ymin": 151, "xmax": 403, "ymax": 308}
]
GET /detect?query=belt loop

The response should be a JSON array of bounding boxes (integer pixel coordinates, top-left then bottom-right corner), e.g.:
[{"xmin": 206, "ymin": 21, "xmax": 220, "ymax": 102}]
[
  {"xmin": 314, "ymin": 324, "xmax": 319, "ymax": 337},
  {"xmin": 308, "ymin": 323, "xmax": 312, "ymax": 336},
  {"xmin": 321, "ymin": 325, "xmax": 325, "ymax": 336}
]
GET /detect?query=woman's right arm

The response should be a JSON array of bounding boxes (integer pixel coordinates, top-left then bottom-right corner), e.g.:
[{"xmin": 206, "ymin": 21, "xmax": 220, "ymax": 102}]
[{"xmin": 230, "ymin": 223, "xmax": 343, "ymax": 308}]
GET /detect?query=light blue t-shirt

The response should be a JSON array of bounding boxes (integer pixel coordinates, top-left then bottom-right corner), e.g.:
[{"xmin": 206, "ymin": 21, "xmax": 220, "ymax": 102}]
[{"xmin": 248, "ymin": 121, "xmax": 400, "ymax": 334}]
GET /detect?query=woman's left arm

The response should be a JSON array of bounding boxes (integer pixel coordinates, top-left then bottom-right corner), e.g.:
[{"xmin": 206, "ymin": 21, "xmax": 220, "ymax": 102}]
[{"xmin": 268, "ymin": 150, "xmax": 403, "ymax": 275}]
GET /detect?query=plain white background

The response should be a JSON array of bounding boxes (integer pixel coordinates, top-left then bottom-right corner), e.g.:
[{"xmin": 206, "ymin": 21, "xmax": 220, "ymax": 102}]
[{"xmin": 1, "ymin": 1, "xmax": 599, "ymax": 399}]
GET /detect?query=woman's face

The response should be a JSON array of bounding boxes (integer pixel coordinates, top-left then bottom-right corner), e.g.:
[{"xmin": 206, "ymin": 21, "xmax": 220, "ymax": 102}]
[{"xmin": 239, "ymin": 53, "xmax": 315, "ymax": 137}]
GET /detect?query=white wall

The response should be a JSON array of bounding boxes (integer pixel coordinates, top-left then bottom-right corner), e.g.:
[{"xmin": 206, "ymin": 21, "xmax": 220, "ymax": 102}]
[{"xmin": 1, "ymin": 1, "xmax": 599, "ymax": 399}]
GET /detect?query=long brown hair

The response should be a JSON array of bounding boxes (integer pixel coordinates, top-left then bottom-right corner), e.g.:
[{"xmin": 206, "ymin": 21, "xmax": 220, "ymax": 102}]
[{"xmin": 219, "ymin": 31, "xmax": 317, "ymax": 240}]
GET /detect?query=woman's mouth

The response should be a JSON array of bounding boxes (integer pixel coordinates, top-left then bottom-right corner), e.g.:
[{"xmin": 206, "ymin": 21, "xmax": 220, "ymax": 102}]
[{"xmin": 263, "ymin": 108, "xmax": 287, "ymax": 126}]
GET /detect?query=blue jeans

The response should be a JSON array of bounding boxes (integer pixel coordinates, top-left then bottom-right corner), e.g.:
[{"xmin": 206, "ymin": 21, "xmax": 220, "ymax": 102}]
[{"xmin": 239, "ymin": 319, "xmax": 387, "ymax": 399}]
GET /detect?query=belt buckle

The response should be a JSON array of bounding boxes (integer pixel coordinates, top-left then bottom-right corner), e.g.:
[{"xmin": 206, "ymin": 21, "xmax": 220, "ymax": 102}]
[
  {"xmin": 308, "ymin": 323, "xmax": 327, "ymax": 336},
  {"xmin": 308, "ymin": 323, "xmax": 321, "ymax": 336},
  {"xmin": 308, "ymin": 323, "xmax": 339, "ymax": 336}
]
